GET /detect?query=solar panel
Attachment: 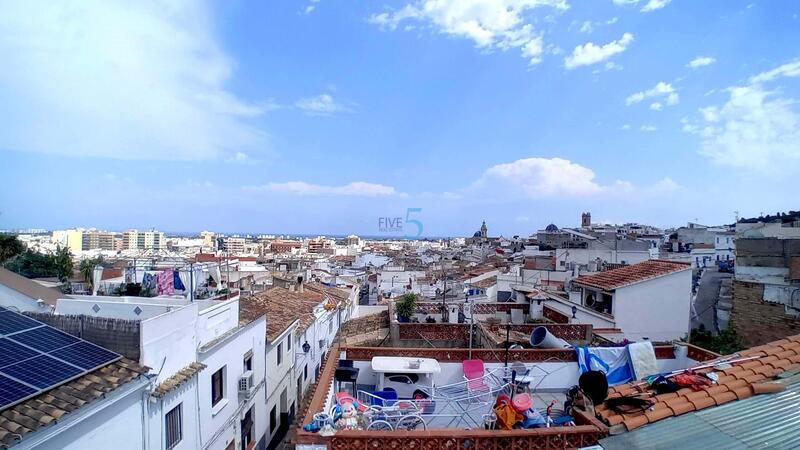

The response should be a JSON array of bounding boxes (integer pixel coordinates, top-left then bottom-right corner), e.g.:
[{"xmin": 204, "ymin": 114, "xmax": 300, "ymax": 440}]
[
  {"xmin": 50, "ymin": 341, "xmax": 120, "ymax": 370},
  {"xmin": 9, "ymin": 326, "xmax": 79, "ymax": 352},
  {"xmin": 0, "ymin": 338, "xmax": 38, "ymax": 368},
  {"xmin": 0, "ymin": 374, "xmax": 37, "ymax": 407},
  {"xmin": 0, "ymin": 309, "xmax": 122, "ymax": 411},
  {"xmin": 0, "ymin": 311, "xmax": 42, "ymax": 335}
]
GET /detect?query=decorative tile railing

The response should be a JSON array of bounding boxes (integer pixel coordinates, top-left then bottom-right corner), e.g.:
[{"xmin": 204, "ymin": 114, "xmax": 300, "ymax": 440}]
[{"xmin": 328, "ymin": 426, "xmax": 605, "ymax": 450}]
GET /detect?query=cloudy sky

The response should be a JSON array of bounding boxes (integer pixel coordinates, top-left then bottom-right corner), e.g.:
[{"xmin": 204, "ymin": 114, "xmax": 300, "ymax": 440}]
[{"xmin": 0, "ymin": 0, "xmax": 798, "ymax": 237}]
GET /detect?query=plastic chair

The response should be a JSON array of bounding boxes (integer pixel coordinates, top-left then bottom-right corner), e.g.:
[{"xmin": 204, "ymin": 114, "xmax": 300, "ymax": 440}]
[
  {"xmin": 370, "ymin": 389, "xmax": 398, "ymax": 407},
  {"xmin": 463, "ymin": 359, "xmax": 490, "ymax": 398}
]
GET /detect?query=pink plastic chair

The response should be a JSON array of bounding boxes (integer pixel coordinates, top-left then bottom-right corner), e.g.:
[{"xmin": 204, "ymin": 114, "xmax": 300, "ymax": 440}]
[{"xmin": 463, "ymin": 359, "xmax": 489, "ymax": 397}]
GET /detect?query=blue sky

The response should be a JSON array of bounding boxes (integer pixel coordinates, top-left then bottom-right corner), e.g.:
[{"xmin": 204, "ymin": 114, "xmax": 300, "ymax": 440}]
[{"xmin": 1, "ymin": 0, "xmax": 798, "ymax": 237}]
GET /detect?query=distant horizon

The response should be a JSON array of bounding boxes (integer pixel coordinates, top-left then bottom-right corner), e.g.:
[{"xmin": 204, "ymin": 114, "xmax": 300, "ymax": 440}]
[{"xmin": 1, "ymin": 1, "xmax": 797, "ymax": 237}]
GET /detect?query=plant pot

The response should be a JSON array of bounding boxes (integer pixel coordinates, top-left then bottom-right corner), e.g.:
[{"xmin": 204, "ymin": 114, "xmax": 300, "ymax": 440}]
[{"xmin": 397, "ymin": 315, "xmax": 410, "ymax": 323}]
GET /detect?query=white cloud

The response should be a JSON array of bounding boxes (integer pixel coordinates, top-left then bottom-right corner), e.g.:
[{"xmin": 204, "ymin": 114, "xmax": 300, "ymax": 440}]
[
  {"xmin": 651, "ymin": 177, "xmax": 679, "ymax": 193},
  {"xmin": 620, "ymin": 124, "xmax": 631, "ymax": 130},
  {"xmin": 564, "ymin": 33, "xmax": 633, "ymax": 70},
  {"xmin": 612, "ymin": 0, "xmax": 671, "ymax": 12},
  {"xmin": 0, "ymin": 1, "xmax": 266, "ymax": 161},
  {"xmin": 626, "ymin": 81, "xmax": 679, "ymax": 106},
  {"xmin": 687, "ymin": 85, "xmax": 800, "ymax": 171},
  {"xmin": 649, "ymin": 102, "xmax": 662, "ymax": 111},
  {"xmin": 295, "ymin": 94, "xmax": 351, "ymax": 116},
  {"xmin": 467, "ymin": 157, "xmax": 678, "ymax": 200},
  {"xmin": 641, "ymin": 0, "xmax": 672, "ymax": 12},
  {"xmin": 749, "ymin": 59, "xmax": 800, "ymax": 83},
  {"xmin": 578, "ymin": 17, "xmax": 618, "ymax": 34},
  {"xmin": 688, "ymin": 56, "xmax": 716, "ymax": 69},
  {"xmin": 250, "ymin": 181, "xmax": 402, "ymax": 197},
  {"xmin": 473, "ymin": 157, "xmax": 608, "ymax": 197},
  {"xmin": 368, "ymin": 0, "xmax": 569, "ymax": 65},
  {"xmin": 640, "ymin": 125, "xmax": 657, "ymax": 132},
  {"xmin": 684, "ymin": 59, "xmax": 800, "ymax": 172}
]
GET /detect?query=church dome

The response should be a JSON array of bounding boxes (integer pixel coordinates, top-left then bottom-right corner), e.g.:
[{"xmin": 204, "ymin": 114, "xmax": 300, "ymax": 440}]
[
  {"xmin": 545, "ymin": 224, "xmax": 559, "ymax": 232},
  {"xmin": 473, "ymin": 231, "xmax": 482, "ymax": 237}
]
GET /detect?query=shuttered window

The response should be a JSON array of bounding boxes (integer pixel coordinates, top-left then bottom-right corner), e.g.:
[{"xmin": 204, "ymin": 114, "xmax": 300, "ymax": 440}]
[{"xmin": 165, "ymin": 403, "xmax": 183, "ymax": 449}]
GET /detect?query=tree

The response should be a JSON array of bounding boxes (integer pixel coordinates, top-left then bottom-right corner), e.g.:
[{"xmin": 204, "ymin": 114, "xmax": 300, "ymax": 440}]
[
  {"xmin": 4, "ymin": 250, "xmax": 59, "ymax": 279},
  {"xmin": 0, "ymin": 234, "xmax": 24, "ymax": 263},
  {"xmin": 395, "ymin": 293, "xmax": 419, "ymax": 320},
  {"xmin": 79, "ymin": 255, "xmax": 105, "ymax": 289},
  {"xmin": 690, "ymin": 326, "xmax": 743, "ymax": 355},
  {"xmin": 53, "ymin": 246, "xmax": 74, "ymax": 283}
]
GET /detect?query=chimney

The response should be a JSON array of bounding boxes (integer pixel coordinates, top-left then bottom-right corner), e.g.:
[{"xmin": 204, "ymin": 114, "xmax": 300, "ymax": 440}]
[{"xmin": 297, "ymin": 275, "xmax": 304, "ymax": 293}]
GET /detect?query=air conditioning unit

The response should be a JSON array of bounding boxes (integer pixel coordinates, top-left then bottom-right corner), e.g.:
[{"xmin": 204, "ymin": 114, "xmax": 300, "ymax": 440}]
[
  {"xmin": 239, "ymin": 370, "xmax": 254, "ymax": 393},
  {"xmin": 318, "ymin": 339, "xmax": 326, "ymax": 349}
]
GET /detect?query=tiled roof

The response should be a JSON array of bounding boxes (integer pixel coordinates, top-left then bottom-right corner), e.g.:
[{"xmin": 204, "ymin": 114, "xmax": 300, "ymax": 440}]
[
  {"xmin": 305, "ymin": 283, "xmax": 351, "ymax": 303},
  {"xmin": 0, "ymin": 358, "xmax": 148, "ymax": 447},
  {"xmin": 151, "ymin": 362, "xmax": 206, "ymax": 398},
  {"xmin": 596, "ymin": 334, "xmax": 800, "ymax": 432},
  {"xmin": 470, "ymin": 276, "xmax": 497, "ymax": 289},
  {"xmin": 572, "ymin": 260, "xmax": 690, "ymax": 291},
  {"xmin": 240, "ymin": 286, "xmax": 327, "ymax": 341},
  {"xmin": 0, "ymin": 268, "xmax": 62, "ymax": 306}
]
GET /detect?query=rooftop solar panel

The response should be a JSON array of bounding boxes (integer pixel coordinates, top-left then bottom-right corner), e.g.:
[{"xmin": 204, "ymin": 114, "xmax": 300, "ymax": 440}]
[
  {"xmin": 9, "ymin": 326, "xmax": 79, "ymax": 352},
  {"xmin": 0, "ymin": 374, "xmax": 37, "ymax": 407},
  {"xmin": 1, "ymin": 355, "xmax": 84, "ymax": 389},
  {"xmin": 0, "ymin": 312, "xmax": 42, "ymax": 336},
  {"xmin": 50, "ymin": 341, "xmax": 120, "ymax": 370},
  {"xmin": 0, "ymin": 338, "xmax": 38, "ymax": 369},
  {"xmin": 0, "ymin": 309, "xmax": 122, "ymax": 411}
]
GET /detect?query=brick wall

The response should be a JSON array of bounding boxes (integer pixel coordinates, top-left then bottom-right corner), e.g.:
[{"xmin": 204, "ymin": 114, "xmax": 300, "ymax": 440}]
[
  {"xmin": 340, "ymin": 310, "xmax": 389, "ymax": 345},
  {"xmin": 398, "ymin": 323, "xmax": 471, "ymax": 341},
  {"xmin": 24, "ymin": 312, "xmax": 141, "ymax": 360},
  {"xmin": 730, "ymin": 280, "xmax": 800, "ymax": 347}
]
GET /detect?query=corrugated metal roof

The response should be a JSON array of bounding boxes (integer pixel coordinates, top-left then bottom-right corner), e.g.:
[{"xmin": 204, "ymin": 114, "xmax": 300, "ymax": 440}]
[{"xmin": 600, "ymin": 380, "xmax": 800, "ymax": 450}]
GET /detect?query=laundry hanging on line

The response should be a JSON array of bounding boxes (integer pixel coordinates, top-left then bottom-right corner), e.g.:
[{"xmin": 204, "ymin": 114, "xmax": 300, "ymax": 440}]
[{"xmin": 156, "ymin": 270, "xmax": 174, "ymax": 295}]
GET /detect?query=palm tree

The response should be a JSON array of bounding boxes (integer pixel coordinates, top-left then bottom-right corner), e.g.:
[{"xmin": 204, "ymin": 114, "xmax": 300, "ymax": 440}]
[{"xmin": 79, "ymin": 258, "xmax": 95, "ymax": 289}]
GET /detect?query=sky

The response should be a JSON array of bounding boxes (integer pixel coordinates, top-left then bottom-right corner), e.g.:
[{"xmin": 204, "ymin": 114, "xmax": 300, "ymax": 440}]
[{"xmin": 0, "ymin": 0, "xmax": 799, "ymax": 237}]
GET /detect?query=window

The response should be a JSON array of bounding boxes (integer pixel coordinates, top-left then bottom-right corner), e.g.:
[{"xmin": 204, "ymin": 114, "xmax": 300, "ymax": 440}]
[
  {"xmin": 277, "ymin": 343, "xmax": 283, "ymax": 366},
  {"xmin": 165, "ymin": 403, "xmax": 183, "ymax": 450},
  {"xmin": 287, "ymin": 335, "xmax": 292, "ymax": 351},
  {"xmin": 211, "ymin": 367, "xmax": 225, "ymax": 406},
  {"xmin": 303, "ymin": 364, "xmax": 308, "ymax": 380},
  {"xmin": 328, "ymin": 319, "xmax": 333, "ymax": 334},
  {"xmin": 269, "ymin": 405, "xmax": 277, "ymax": 432},
  {"xmin": 243, "ymin": 351, "xmax": 253, "ymax": 372},
  {"xmin": 241, "ymin": 406, "xmax": 254, "ymax": 450}
]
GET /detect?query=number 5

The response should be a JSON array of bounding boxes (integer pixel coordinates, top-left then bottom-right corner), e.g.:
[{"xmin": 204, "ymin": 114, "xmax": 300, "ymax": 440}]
[{"xmin": 405, "ymin": 208, "xmax": 423, "ymax": 239}]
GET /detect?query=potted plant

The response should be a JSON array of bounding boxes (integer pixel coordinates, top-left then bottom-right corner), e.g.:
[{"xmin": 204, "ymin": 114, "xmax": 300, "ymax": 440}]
[{"xmin": 395, "ymin": 293, "xmax": 418, "ymax": 323}]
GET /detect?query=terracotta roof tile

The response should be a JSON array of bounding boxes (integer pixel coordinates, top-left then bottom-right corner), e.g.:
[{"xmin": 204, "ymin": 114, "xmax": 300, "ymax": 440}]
[
  {"xmin": 711, "ymin": 391, "xmax": 737, "ymax": 406},
  {"xmin": 600, "ymin": 333, "xmax": 800, "ymax": 433},
  {"xmin": 623, "ymin": 415, "xmax": 649, "ymax": 431},
  {"xmin": 689, "ymin": 396, "xmax": 716, "ymax": 410},
  {"xmin": 667, "ymin": 401, "xmax": 695, "ymax": 416},
  {"xmin": 240, "ymin": 284, "xmax": 334, "ymax": 341},
  {"xmin": 572, "ymin": 259, "xmax": 690, "ymax": 291},
  {"xmin": 732, "ymin": 386, "xmax": 754, "ymax": 400},
  {"xmin": 152, "ymin": 362, "xmax": 206, "ymax": 398},
  {"xmin": 644, "ymin": 407, "xmax": 672, "ymax": 423},
  {"xmin": 0, "ymin": 358, "xmax": 147, "ymax": 448}
]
